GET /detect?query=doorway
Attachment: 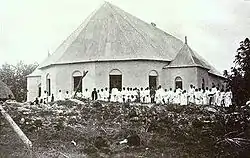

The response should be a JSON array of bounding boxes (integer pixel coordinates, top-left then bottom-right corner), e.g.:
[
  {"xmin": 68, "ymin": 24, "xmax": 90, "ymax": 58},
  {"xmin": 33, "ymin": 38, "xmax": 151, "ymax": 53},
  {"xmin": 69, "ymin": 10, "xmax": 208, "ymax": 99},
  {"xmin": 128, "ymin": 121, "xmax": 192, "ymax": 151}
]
[
  {"xmin": 109, "ymin": 69, "xmax": 122, "ymax": 91},
  {"xmin": 149, "ymin": 70, "xmax": 158, "ymax": 89}
]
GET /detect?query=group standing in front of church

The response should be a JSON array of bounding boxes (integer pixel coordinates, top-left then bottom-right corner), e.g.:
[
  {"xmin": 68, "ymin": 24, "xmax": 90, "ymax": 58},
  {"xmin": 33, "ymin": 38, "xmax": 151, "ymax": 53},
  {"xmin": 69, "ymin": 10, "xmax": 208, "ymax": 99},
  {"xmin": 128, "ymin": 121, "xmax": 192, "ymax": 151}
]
[{"xmin": 35, "ymin": 83, "xmax": 232, "ymax": 108}]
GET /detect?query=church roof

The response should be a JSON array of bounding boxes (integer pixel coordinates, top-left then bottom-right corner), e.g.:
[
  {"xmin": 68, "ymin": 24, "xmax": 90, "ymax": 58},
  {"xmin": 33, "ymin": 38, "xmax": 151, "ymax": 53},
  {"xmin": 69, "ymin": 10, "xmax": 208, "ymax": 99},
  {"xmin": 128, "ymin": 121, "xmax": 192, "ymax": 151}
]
[
  {"xmin": 27, "ymin": 68, "xmax": 42, "ymax": 77},
  {"xmin": 165, "ymin": 43, "xmax": 224, "ymax": 78},
  {"xmin": 39, "ymin": 2, "xmax": 184, "ymax": 68}
]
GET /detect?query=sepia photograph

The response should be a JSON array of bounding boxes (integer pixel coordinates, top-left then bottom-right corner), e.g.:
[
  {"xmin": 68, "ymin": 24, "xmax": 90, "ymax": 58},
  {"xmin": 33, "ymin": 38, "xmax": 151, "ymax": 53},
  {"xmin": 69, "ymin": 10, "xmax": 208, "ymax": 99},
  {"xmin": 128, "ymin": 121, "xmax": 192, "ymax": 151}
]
[{"xmin": 0, "ymin": 0, "xmax": 250, "ymax": 157}]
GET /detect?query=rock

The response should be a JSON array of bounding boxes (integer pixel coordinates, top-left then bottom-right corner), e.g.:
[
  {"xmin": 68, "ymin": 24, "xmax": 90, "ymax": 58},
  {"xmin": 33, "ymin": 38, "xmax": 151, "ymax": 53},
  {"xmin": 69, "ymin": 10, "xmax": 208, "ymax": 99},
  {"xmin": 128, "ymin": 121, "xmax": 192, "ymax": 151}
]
[
  {"xmin": 127, "ymin": 134, "xmax": 140, "ymax": 146},
  {"xmin": 94, "ymin": 136, "xmax": 109, "ymax": 149}
]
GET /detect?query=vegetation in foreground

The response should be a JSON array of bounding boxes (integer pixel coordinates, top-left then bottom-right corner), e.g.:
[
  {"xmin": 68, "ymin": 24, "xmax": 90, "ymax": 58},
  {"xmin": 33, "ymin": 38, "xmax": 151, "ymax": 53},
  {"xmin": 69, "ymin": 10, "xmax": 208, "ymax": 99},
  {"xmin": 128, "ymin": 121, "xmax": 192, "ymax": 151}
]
[{"xmin": 1, "ymin": 99, "xmax": 250, "ymax": 158}]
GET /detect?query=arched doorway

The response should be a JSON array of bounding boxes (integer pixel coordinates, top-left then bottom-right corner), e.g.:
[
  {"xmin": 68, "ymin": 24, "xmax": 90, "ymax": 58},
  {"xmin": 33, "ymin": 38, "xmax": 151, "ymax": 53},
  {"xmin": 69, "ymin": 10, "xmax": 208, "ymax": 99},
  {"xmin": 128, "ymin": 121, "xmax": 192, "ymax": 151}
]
[
  {"xmin": 175, "ymin": 76, "xmax": 183, "ymax": 89},
  {"xmin": 202, "ymin": 78, "xmax": 205, "ymax": 89},
  {"xmin": 149, "ymin": 70, "xmax": 158, "ymax": 89},
  {"xmin": 73, "ymin": 70, "xmax": 82, "ymax": 92},
  {"xmin": 46, "ymin": 74, "xmax": 51, "ymax": 96},
  {"xmin": 38, "ymin": 83, "xmax": 41, "ymax": 97},
  {"xmin": 109, "ymin": 69, "xmax": 122, "ymax": 91}
]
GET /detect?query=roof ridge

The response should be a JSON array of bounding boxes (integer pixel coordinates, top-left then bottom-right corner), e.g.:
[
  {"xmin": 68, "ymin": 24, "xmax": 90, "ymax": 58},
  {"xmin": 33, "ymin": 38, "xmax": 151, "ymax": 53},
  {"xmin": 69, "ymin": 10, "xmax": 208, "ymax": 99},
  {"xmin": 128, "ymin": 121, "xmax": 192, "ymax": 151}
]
[
  {"xmin": 106, "ymin": 3, "xmax": 138, "ymax": 57},
  {"xmin": 186, "ymin": 44, "xmax": 197, "ymax": 66},
  {"xmin": 108, "ymin": 3, "xmax": 166, "ymax": 55}
]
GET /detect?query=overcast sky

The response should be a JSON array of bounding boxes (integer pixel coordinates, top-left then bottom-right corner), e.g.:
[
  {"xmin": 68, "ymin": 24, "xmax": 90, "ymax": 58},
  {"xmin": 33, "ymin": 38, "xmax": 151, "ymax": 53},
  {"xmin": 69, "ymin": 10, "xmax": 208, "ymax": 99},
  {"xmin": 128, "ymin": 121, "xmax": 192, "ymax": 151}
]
[{"xmin": 0, "ymin": 0, "xmax": 249, "ymax": 72}]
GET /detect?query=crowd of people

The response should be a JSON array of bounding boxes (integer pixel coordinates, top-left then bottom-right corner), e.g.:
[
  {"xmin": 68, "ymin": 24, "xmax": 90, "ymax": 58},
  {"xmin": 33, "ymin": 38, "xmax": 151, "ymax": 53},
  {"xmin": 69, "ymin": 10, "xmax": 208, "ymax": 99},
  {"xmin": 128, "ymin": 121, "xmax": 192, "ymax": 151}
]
[{"xmin": 35, "ymin": 84, "xmax": 233, "ymax": 108}]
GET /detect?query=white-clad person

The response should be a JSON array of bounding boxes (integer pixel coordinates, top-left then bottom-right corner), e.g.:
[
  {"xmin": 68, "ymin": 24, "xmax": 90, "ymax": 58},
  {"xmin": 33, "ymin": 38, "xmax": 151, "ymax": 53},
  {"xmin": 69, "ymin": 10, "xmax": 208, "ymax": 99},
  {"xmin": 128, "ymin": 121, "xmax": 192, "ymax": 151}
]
[
  {"xmin": 144, "ymin": 87, "xmax": 151, "ymax": 103},
  {"xmin": 83, "ymin": 88, "xmax": 91, "ymax": 100},
  {"xmin": 188, "ymin": 84, "xmax": 195, "ymax": 104},
  {"xmin": 57, "ymin": 90, "xmax": 64, "ymax": 101},
  {"xmin": 103, "ymin": 87, "xmax": 109, "ymax": 102},
  {"xmin": 156, "ymin": 85, "xmax": 164, "ymax": 104},
  {"xmin": 121, "ymin": 87, "xmax": 127, "ymax": 103},
  {"xmin": 140, "ymin": 87, "xmax": 145, "ymax": 103},
  {"xmin": 168, "ymin": 88, "xmax": 174, "ymax": 104},
  {"xmin": 215, "ymin": 87, "xmax": 220, "ymax": 106},
  {"xmin": 211, "ymin": 84, "xmax": 217, "ymax": 105},
  {"xmin": 176, "ymin": 86, "xmax": 182, "ymax": 105},
  {"xmin": 117, "ymin": 89, "xmax": 123, "ymax": 103},
  {"xmin": 194, "ymin": 89, "xmax": 200, "ymax": 105},
  {"xmin": 99, "ymin": 89, "xmax": 104, "ymax": 101},
  {"xmin": 163, "ymin": 89, "xmax": 170, "ymax": 105},
  {"xmin": 65, "ymin": 91, "xmax": 70, "ymax": 100},
  {"xmin": 217, "ymin": 88, "xmax": 223, "ymax": 107},
  {"xmin": 180, "ymin": 90, "xmax": 188, "ymax": 105},
  {"xmin": 110, "ymin": 87, "xmax": 118, "ymax": 102},
  {"xmin": 202, "ymin": 87, "xmax": 209, "ymax": 105},
  {"xmin": 224, "ymin": 88, "xmax": 233, "ymax": 108}
]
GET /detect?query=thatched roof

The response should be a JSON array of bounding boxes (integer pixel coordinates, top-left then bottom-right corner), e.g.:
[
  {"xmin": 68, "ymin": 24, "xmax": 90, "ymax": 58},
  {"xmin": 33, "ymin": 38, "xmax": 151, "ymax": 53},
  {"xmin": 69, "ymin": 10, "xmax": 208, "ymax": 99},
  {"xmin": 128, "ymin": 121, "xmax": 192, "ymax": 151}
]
[
  {"xmin": 27, "ymin": 68, "xmax": 42, "ymax": 77},
  {"xmin": 37, "ymin": 2, "xmax": 223, "ymax": 78},
  {"xmin": 164, "ymin": 43, "xmax": 224, "ymax": 78},
  {"xmin": 0, "ymin": 80, "xmax": 14, "ymax": 100},
  {"xmin": 39, "ymin": 2, "xmax": 184, "ymax": 68}
]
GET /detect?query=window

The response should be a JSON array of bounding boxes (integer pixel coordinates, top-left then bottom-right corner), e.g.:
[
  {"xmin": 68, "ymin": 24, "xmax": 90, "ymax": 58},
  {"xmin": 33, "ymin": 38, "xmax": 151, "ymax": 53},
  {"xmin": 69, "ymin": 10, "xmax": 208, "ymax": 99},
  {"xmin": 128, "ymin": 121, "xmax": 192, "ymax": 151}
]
[
  {"xmin": 38, "ymin": 83, "xmax": 41, "ymax": 97},
  {"xmin": 73, "ymin": 71, "xmax": 82, "ymax": 92},
  {"xmin": 109, "ymin": 69, "xmax": 122, "ymax": 91},
  {"xmin": 202, "ymin": 78, "xmax": 205, "ymax": 89},
  {"xmin": 175, "ymin": 76, "xmax": 183, "ymax": 89},
  {"xmin": 46, "ymin": 74, "xmax": 51, "ymax": 96}
]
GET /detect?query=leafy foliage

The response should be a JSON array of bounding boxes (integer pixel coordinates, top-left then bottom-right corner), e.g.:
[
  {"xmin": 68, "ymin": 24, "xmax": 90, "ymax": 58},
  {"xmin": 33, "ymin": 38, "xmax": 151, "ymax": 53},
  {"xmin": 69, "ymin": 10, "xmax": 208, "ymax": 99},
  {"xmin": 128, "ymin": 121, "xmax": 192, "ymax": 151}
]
[
  {"xmin": 1, "ymin": 100, "xmax": 250, "ymax": 157},
  {"xmin": 224, "ymin": 38, "xmax": 250, "ymax": 106},
  {"xmin": 0, "ymin": 61, "xmax": 38, "ymax": 102}
]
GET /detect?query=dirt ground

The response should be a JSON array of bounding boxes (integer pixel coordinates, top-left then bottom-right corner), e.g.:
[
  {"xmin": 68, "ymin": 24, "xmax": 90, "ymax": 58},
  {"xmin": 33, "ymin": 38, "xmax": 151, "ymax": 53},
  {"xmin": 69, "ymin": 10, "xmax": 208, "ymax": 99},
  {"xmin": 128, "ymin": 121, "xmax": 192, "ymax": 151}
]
[{"xmin": 1, "ymin": 100, "xmax": 250, "ymax": 158}]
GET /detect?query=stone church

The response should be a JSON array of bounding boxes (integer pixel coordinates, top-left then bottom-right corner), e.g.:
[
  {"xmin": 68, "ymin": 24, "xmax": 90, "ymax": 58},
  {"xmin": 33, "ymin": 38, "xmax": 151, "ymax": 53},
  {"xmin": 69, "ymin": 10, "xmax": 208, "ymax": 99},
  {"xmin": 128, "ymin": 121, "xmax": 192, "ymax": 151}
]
[{"xmin": 27, "ymin": 2, "xmax": 225, "ymax": 101}]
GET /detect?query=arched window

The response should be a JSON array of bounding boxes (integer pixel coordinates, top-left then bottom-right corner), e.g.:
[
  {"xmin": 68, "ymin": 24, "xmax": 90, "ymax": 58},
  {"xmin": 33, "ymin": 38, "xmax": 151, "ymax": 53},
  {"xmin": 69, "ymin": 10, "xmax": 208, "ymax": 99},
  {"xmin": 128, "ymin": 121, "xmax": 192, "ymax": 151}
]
[
  {"xmin": 38, "ymin": 83, "xmax": 41, "ymax": 97},
  {"xmin": 149, "ymin": 70, "xmax": 158, "ymax": 89},
  {"xmin": 46, "ymin": 74, "xmax": 51, "ymax": 96},
  {"xmin": 109, "ymin": 69, "xmax": 122, "ymax": 90},
  {"xmin": 175, "ymin": 76, "xmax": 183, "ymax": 89},
  {"xmin": 73, "ymin": 70, "xmax": 82, "ymax": 92}
]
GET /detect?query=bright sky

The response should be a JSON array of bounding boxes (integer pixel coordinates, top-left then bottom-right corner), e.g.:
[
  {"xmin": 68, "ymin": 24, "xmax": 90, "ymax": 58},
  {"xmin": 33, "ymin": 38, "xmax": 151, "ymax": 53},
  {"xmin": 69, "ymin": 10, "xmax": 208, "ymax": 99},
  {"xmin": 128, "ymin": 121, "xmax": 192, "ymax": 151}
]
[{"xmin": 0, "ymin": 0, "xmax": 249, "ymax": 72}]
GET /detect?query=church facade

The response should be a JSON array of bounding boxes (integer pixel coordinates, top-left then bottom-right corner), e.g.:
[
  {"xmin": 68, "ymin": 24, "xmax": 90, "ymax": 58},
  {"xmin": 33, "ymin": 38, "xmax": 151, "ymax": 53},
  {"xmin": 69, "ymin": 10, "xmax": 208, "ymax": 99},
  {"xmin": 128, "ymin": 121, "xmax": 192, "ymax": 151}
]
[{"xmin": 27, "ymin": 2, "xmax": 225, "ymax": 101}]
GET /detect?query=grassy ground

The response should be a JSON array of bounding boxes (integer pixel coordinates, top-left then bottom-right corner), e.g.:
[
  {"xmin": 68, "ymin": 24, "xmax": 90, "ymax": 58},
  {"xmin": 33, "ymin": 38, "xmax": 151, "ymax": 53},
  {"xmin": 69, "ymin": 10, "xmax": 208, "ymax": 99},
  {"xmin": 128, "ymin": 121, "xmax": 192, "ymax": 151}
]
[{"xmin": 1, "ymin": 100, "xmax": 250, "ymax": 158}]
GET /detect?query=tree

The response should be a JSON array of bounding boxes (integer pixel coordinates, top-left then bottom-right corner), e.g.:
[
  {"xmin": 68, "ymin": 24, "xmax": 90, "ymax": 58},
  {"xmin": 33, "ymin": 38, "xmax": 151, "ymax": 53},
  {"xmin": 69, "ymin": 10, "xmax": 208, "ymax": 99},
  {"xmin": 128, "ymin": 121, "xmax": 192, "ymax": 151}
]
[
  {"xmin": 226, "ymin": 38, "xmax": 250, "ymax": 106},
  {"xmin": 0, "ymin": 61, "xmax": 38, "ymax": 102}
]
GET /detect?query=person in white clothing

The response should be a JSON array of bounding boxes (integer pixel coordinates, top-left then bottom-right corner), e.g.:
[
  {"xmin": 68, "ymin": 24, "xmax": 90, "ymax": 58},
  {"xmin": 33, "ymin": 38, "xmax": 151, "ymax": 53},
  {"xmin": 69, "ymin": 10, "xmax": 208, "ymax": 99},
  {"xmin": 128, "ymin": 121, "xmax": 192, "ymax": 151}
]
[
  {"xmin": 202, "ymin": 87, "xmax": 209, "ymax": 105},
  {"xmin": 188, "ymin": 85, "xmax": 195, "ymax": 104},
  {"xmin": 99, "ymin": 89, "xmax": 104, "ymax": 101},
  {"xmin": 121, "ymin": 87, "xmax": 127, "ymax": 103},
  {"xmin": 65, "ymin": 91, "xmax": 70, "ymax": 100},
  {"xmin": 180, "ymin": 90, "xmax": 188, "ymax": 105},
  {"xmin": 194, "ymin": 89, "xmax": 201, "ymax": 105},
  {"xmin": 83, "ymin": 89, "xmax": 91, "ymax": 100},
  {"xmin": 211, "ymin": 85, "xmax": 217, "ymax": 105},
  {"xmin": 103, "ymin": 87, "xmax": 109, "ymax": 102},
  {"xmin": 57, "ymin": 90, "xmax": 64, "ymax": 101},
  {"xmin": 224, "ymin": 89, "xmax": 232, "ymax": 108},
  {"xmin": 168, "ymin": 88, "xmax": 174, "ymax": 104},
  {"xmin": 140, "ymin": 87, "xmax": 145, "ymax": 103},
  {"xmin": 144, "ymin": 87, "xmax": 151, "ymax": 103},
  {"xmin": 155, "ymin": 85, "xmax": 164, "ymax": 104},
  {"xmin": 163, "ymin": 89, "xmax": 169, "ymax": 105},
  {"xmin": 76, "ymin": 90, "xmax": 82, "ymax": 98},
  {"xmin": 117, "ymin": 90, "xmax": 123, "ymax": 103},
  {"xmin": 110, "ymin": 88, "xmax": 119, "ymax": 102},
  {"xmin": 42, "ymin": 91, "xmax": 48, "ymax": 104}
]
